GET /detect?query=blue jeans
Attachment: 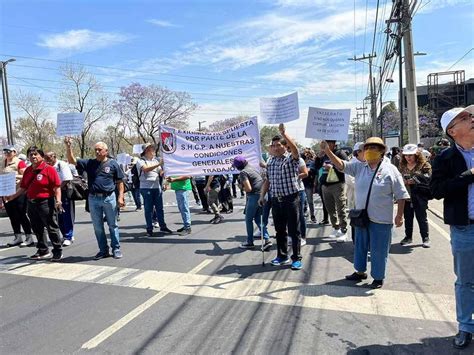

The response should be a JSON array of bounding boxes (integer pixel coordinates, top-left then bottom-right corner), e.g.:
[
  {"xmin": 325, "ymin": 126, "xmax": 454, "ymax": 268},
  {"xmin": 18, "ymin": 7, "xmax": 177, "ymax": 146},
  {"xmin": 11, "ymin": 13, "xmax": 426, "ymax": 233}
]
[
  {"xmin": 88, "ymin": 193, "xmax": 120, "ymax": 253},
  {"xmin": 262, "ymin": 192, "xmax": 272, "ymax": 229},
  {"xmin": 140, "ymin": 188, "xmax": 166, "ymax": 232},
  {"xmin": 353, "ymin": 222, "xmax": 393, "ymax": 280},
  {"xmin": 450, "ymin": 224, "xmax": 474, "ymax": 333},
  {"xmin": 245, "ymin": 194, "xmax": 269, "ymax": 244},
  {"xmin": 131, "ymin": 188, "xmax": 142, "ymax": 209},
  {"xmin": 298, "ymin": 190, "xmax": 307, "ymax": 238},
  {"xmin": 175, "ymin": 190, "xmax": 191, "ymax": 229},
  {"xmin": 58, "ymin": 196, "xmax": 75, "ymax": 240}
]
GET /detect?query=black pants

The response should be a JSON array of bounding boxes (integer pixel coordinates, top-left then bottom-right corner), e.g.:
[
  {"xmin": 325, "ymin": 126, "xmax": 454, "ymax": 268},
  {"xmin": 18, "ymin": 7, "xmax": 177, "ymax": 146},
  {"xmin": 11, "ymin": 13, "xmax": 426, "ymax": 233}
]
[
  {"xmin": 272, "ymin": 193, "xmax": 301, "ymax": 261},
  {"xmin": 191, "ymin": 179, "xmax": 200, "ymax": 203},
  {"xmin": 404, "ymin": 198, "xmax": 429, "ymax": 241},
  {"xmin": 195, "ymin": 183, "xmax": 209, "ymax": 210},
  {"xmin": 4, "ymin": 194, "xmax": 32, "ymax": 235},
  {"xmin": 27, "ymin": 198, "xmax": 62, "ymax": 254}
]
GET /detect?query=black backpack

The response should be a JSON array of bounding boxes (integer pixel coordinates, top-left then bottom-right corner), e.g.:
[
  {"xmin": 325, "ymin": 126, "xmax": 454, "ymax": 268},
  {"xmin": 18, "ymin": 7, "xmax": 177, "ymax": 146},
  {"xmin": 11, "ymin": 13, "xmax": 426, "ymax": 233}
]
[{"xmin": 131, "ymin": 163, "xmax": 141, "ymax": 189}]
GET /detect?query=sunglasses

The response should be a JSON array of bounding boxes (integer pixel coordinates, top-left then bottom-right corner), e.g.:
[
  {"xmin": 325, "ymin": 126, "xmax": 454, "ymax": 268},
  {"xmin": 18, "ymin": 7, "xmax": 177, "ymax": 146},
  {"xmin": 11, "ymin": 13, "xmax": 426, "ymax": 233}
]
[{"xmin": 3, "ymin": 150, "xmax": 13, "ymax": 154}]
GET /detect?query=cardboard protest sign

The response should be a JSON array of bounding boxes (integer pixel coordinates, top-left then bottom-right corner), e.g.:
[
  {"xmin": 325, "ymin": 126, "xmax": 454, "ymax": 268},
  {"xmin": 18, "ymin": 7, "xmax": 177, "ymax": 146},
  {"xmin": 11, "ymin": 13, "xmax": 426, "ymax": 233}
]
[
  {"xmin": 0, "ymin": 173, "xmax": 16, "ymax": 196},
  {"xmin": 305, "ymin": 107, "xmax": 351, "ymax": 141},
  {"xmin": 56, "ymin": 113, "xmax": 85, "ymax": 136},
  {"xmin": 259, "ymin": 92, "xmax": 299, "ymax": 124},
  {"xmin": 160, "ymin": 117, "xmax": 262, "ymax": 176}
]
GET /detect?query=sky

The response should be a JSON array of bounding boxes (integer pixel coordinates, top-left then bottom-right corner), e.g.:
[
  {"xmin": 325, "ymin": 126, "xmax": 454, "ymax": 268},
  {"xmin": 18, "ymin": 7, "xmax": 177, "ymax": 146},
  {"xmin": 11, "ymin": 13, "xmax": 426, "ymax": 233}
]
[{"xmin": 0, "ymin": 0, "xmax": 473, "ymax": 147}]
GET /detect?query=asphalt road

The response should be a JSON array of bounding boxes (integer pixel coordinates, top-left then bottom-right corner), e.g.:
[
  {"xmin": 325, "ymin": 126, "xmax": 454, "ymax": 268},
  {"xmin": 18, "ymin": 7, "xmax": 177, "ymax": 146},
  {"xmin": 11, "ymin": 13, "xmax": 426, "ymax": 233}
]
[{"xmin": 0, "ymin": 193, "xmax": 462, "ymax": 354}]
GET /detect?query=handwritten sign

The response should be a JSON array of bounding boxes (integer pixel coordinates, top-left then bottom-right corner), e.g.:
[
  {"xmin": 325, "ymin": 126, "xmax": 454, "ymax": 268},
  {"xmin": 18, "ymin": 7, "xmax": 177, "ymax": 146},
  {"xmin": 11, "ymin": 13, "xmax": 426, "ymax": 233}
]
[
  {"xmin": 56, "ymin": 112, "xmax": 85, "ymax": 136},
  {"xmin": 259, "ymin": 92, "xmax": 299, "ymax": 124},
  {"xmin": 305, "ymin": 107, "xmax": 351, "ymax": 141},
  {"xmin": 133, "ymin": 144, "xmax": 143, "ymax": 154},
  {"xmin": 0, "ymin": 173, "xmax": 16, "ymax": 196}
]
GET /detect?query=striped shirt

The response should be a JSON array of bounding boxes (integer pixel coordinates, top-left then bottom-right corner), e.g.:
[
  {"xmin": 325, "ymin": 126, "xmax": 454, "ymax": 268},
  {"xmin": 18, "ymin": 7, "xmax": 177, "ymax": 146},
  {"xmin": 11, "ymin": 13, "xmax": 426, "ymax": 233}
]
[{"xmin": 266, "ymin": 153, "xmax": 301, "ymax": 197}]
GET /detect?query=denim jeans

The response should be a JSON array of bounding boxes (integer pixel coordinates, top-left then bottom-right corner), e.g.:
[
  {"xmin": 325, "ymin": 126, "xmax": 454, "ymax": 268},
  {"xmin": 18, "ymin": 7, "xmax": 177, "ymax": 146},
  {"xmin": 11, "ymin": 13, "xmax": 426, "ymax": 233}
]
[
  {"xmin": 262, "ymin": 192, "xmax": 272, "ymax": 229},
  {"xmin": 245, "ymin": 194, "xmax": 269, "ymax": 244},
  {"xmin": 450, "ymin": 224, "xmax": 474, "ymax": 333},
  {"xmin": 298, "ymin": 190, "xmax": 307, "ymax": 238},
  {"xmin": 89, "ymin": 193, "xmax": 120, "ymax": 253},
  {"xmin": 304, "ymin": 186, "xmax": 315, "ymax": 217},
  {"xmin": 353, "ymin": 222, "xmax": 393, "ymax": 280},
  {"xmin": 175, "ymin": 190, "xmax": 191, "ymax": 229},
  {"xmin": 140, "ymin": 188, "xmax": 166, "ymax": 232},
  {"xmin": 272, "ymin": 193, "xmax": 301, "ymax": 261},
  {"xmin": 131, "ymin": 188, "xmax": 142, "ymax": 209},
  {"xmin": 58, "ymin": 195, "xmax": 75, "ymax": 240}
]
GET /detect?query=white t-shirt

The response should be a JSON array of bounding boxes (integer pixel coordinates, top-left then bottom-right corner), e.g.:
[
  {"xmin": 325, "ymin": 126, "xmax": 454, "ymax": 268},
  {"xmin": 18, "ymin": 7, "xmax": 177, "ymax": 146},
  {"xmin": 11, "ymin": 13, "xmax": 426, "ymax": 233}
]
[
  {"xmin": 136, "ymin": 157, "xmax": 162, "ymax": 189},
  {"xmin": 54, "ymin": 160, "xmax": 73, "ymax": 182}
]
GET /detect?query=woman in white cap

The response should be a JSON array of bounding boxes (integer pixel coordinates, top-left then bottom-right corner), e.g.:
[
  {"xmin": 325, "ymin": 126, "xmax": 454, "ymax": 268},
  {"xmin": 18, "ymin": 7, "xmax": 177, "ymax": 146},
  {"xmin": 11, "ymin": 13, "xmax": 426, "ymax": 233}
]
[
  {"xmin": 399, "ymin": 143, "xmax": 432, "ymax": 248},
  {"xmin": 1, "ymin": 145, "xmax": 34, "ymax": 247},
  {"xmin": 321, "ymin": 137, "xmax": 409, "ymax": 289}
]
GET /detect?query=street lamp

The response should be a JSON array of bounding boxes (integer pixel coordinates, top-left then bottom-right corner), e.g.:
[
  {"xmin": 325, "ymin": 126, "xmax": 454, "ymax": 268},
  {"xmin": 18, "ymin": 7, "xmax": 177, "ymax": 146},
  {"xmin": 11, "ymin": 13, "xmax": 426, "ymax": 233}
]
[
  {"xmin": 198, "ymin": 120, "xmax": 206, "ymax": 131},
  {"xmin": 1, "ymin": 58, "xmax": 16, "ymax": 145}
]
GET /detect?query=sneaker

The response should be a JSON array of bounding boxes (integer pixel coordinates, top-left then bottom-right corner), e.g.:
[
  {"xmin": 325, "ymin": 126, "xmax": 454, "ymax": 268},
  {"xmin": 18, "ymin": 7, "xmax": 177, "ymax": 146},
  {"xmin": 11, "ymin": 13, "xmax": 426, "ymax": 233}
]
[
  {"xmin": 213, "ymin": 216, "xmax": 224, "ymax": 224},
  {"xmin": 113, "ymin": 249, "xmax": 123, "ymax": 259},
  {"xmin": 159, "ymin": 227, "xmax": 173, "ymax": 234},
  {"xmin": 263, "ymin": 240, "xmax": 273, "ymax": 251},
  {"xmin": 196, "ymin": 200, "xmax": 201, "ymax": 206},
  {"xmin": 318, "ymin": 220, "xmax": 329, "ymax": 225},
  {"xmin": 370, "ymin": 279, "xmax": 384, "ymax": 289},
  {"xmin": 291, "ymin": 260, "xmax": 302, "ymax": 270},
  {"xmin": 20, "ymin": 234, "xmax": 35, "ymax": 248},
  {"xmin": 177, "ymin": 227, "xmax": 192, "ymax": 235},
  {"xmin": 51, "ymin": 250, "xmax": 63, "ymax": 262},
  {"xmin": 153, "ymin": 222, "xmax": 160, "ymax": 228},
  {"xmin": 117, "ymin": 216, "xmax": 121, "ymax": 222},
  {"xmin": 300, "ymin": 238, "xmax": 307, "ymax": 246},
  {"xmin": 329, "ymin": 229, "xmax": 340, "ymax": 238},
  {"xmin": 94, "ymin": 251, "xmax": 111, "ymax": 260},
  {"xmin": 336, "ymin": 232, "xmax": 348, "ymax": 243},
  {"xmin": 7, "ymin": 234, "xmax": 23, "ymax": 247},
  {"xmin": 270, "ymin": 257, "xmax": 291, "ymax": 266},
  {"xmin": 422, "ymin": 238, "xmax": 431, "ymax": 248},
  {"xmin": 210, "ymin": 216, "xmax": 218, "ymax": 224},
  {"xmin": 400, "ymin": 237, "xmax": 413, "ymax": 246},
  {"xmin": 146, "ymin": 231, "xmax": 154, "ymax": 237},
  {"xmin": 29, "ymin": 251, "xmax": 52, "ymax": 260},
  {"xmin": 135, "ymin": 207, "xmax": 142, "ymax": 211},
  {"xmin": 345, "ymin": 272, "xmax": 368, "ymax": 281},
  {"xmin": 62, "ymin": 239, "xmax": 73, "ymax": 247},
  {"xmin": 225, "ymin": 209, "xmax": 233, "ymax": 214},
  {"xmin": 287, "ymin": 236, "xmax": 292, "ymax": 246},
  {"xmin": 310, "ymin": 215, "xmax": 316, "ymax": 223},
  {"xmin": 239, "ymin": 242, "xmax": 255, "ymax": 249}
]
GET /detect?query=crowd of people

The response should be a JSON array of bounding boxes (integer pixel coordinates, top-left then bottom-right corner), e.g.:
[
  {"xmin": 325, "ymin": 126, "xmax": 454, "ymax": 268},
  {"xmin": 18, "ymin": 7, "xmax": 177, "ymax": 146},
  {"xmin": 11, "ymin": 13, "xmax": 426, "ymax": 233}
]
[{"xmin": 0, "ymin": 105, "xmax": 473, "ymax": 350}]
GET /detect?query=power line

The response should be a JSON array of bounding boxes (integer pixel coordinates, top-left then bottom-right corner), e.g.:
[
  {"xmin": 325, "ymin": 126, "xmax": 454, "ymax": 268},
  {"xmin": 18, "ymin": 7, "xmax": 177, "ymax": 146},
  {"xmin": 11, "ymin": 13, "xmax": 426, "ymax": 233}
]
[{"xmin": 446, "ymin": 47, "xmax": 474, "ymax": 71}]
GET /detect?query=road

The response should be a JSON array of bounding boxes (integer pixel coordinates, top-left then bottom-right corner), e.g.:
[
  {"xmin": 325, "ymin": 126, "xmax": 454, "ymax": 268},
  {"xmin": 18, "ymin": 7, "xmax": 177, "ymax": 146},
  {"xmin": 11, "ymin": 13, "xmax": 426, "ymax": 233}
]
[{"xmin": 0, "ymin": 193, "xmax": 461, "ymax": 354}]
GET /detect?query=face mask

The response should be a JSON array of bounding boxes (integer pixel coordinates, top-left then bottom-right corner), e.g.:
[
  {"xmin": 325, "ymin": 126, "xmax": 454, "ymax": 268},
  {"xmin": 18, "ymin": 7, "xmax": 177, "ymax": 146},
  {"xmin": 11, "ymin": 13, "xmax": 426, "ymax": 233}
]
[{"xmin": 364, "ymin": 150, "xmax": 381, "ymax": 162}]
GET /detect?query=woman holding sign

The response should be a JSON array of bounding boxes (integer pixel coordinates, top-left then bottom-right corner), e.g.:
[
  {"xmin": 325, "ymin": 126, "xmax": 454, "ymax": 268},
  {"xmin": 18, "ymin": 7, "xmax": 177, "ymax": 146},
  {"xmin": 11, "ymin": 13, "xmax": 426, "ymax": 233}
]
[{"xmin": 1, "ymin": 145, "xmax": 34, "ymax": 248}]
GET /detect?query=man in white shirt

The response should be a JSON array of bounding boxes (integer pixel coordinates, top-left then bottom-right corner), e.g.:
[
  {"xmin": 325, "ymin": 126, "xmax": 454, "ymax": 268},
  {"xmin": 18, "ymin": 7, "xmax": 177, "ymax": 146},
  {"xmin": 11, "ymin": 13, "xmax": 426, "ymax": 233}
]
[{"xmin": 45, "ymin": 152, "xmax": 75, "ymax": 246}]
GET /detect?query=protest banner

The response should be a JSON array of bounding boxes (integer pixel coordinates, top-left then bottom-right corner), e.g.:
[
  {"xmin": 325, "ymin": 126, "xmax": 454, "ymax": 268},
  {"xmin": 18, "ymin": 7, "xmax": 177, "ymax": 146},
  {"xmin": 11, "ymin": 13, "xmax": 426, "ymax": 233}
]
[
  {"xmin": 305, "ymin": 107, "xmax": 351, "ymax": 141},
  {"xmin": 132, "ymin": 144, "xmax": 143, "ymax": 154},
  {"xmin": 259, "ymin": 92, "xmax": 299, "ymax": 124},
  {"xmin": 0, "ymin": 173, "xmax": 16, "ymax": 196},
  {"xmin": 116, "ymin": 153, "xmax": 128, "ymax": 166},
  {"xmin": 56, "ymin": 113, "xmax": 85, "ymax": 136},
  {"xmin": 160, "ymin": 117, "xmax": 262, "ymax": 176}
]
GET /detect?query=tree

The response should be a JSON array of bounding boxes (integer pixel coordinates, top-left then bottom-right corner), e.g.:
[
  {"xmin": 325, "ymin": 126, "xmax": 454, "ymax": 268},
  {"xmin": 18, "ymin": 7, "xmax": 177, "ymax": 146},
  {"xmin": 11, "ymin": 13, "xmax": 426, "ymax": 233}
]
[
  {"xmin": 259, "ymin": 125, "xmax": 279, "ymax": 152},
  {"xmin": 114, "ymin": 83, "xmax": 197, "ymax": 145},
  {"xmin": 59, "ymin": 65, "xmax": 111, "ymax": 158},
  {"xmin": 99, "ymin": 124, "xmax": 131, "ymax": 157},
  {"xmin": 13, "ymin": 90, "xmax": 58, "ymax": 151},
  {"xmin": 208, "ymin": 116, "xmax": 249, "ymax": 132}
]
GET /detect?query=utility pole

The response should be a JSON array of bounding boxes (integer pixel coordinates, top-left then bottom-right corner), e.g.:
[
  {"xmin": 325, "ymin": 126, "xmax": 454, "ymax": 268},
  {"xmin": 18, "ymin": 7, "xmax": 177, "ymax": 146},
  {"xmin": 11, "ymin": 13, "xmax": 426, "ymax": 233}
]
[
  {"xmin": 402, "ymin": 0, "xmax": 420, "ymax": 144},
  {"xmin": 349, "ymin": 53, "xmax": 377, "ymax": 136},
  {"xmin": 356, "ymin": 106, "xmax": 368, "ymax": 141},
  {"xmin": 0, "ymin": 58, "xmax": 15, "ymax": 145}
]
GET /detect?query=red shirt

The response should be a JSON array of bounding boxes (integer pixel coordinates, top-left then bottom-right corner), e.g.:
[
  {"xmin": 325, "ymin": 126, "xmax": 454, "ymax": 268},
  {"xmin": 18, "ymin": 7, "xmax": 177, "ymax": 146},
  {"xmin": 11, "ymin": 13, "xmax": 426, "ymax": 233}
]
[{"xmin": 20, "ymin": 161, "xmax": 61, "ymax": 199}]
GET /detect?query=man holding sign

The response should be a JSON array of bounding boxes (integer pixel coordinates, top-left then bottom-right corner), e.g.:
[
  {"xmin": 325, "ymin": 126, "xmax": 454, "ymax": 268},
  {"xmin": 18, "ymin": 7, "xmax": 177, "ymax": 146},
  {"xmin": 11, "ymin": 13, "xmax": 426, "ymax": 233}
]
[{"xmin": 259, "ymin": 124, "xmax": 303, "ymax": 270}]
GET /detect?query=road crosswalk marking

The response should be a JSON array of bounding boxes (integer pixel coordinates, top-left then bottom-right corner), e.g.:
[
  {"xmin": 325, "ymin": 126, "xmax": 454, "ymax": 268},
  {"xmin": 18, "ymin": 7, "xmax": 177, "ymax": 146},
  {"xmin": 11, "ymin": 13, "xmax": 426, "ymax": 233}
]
[{"xmin": 0, "ymin": 256, "xmax": 456, "ymax": 326}]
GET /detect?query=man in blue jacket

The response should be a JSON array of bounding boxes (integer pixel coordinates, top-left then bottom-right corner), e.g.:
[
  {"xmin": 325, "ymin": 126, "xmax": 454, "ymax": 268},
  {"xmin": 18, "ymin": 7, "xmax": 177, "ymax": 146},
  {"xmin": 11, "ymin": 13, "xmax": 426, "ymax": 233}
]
[{"xmin": 430, "ymin": 105, "xmax": 474, "ymax": 350}]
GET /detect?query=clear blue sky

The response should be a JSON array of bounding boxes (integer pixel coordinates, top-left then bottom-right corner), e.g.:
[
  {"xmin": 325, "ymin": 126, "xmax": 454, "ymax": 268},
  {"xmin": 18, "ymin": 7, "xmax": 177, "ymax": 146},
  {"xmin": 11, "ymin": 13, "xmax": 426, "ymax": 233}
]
[{"xmin": 1, "ymin": 0, "xmax": 473, "ymax": 144}]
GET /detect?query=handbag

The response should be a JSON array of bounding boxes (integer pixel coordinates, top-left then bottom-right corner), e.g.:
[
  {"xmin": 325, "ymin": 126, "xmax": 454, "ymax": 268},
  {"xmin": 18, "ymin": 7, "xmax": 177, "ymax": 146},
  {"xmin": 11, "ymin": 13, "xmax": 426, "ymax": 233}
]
[
  {"xmin": 349, "ymin": 161, "xmax": 382, "ymax": 228},
  {"xmin": 326, "ymin": 167, "xmax": 340, "ymax": 183},
  {"xmin": 69, "ymin": 176, "xmax": 89, "ymax": 201}
]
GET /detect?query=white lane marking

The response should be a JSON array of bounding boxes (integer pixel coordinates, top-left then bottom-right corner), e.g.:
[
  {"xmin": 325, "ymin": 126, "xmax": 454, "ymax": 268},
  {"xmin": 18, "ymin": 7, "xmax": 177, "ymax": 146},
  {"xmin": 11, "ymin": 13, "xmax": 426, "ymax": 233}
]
[
  {"xmin": 81, "ymin": 259, "xmax": 213, "ymax": 350},
  {"xmin": 427, "ymin": 217, "xmax": 450, "ymax": 241},
  {"xmin": 0, "ymin": 256, "xmax": 455, "ymax": 325},
  {"xmin": 0, "ymin": 247, "xmax": 16, "ymax": 253}
]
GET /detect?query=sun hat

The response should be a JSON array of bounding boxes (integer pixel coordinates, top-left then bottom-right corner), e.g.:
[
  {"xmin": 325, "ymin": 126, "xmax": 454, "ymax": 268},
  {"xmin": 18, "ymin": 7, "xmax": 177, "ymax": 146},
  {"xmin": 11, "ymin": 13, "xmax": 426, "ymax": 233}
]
[
  {"xmin": 440, "ymin": 105, "xmax": 474, "ymax": 132},
  {"xmin": 364, "ymin": 137, "xmax": 386, "ymax": 150},
  {"xmin": 402, "ymin": 144, "xmax": 418, "ymax": 155}
]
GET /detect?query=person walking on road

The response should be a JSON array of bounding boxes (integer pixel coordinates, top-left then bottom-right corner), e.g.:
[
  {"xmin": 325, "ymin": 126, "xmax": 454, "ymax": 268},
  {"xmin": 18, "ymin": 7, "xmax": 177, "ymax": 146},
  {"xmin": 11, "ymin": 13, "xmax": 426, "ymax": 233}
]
[
  {"xmin": 7, "ymin": 146, "xmax": 63, "ymax": 261},
  {"xmin": 430, "ymin": 105, "xmax": 474, "ymax": 350},
  {"xmin": 398, "ymin": 144, "xmax": 432, "ymax": 248},
  {"xmin": 65, "ymin": 138, "xmax": 125, "ymax": 260},
  {"xmin": 259, "ymin": 123, "xmax": 303, "ymax": 270},
  {"xmin": 166, "ymin": 175, "xmax": 192, "ymax": 235},
  {"xmin": 321, "ymin": 137, "xmax": 409, "ymax": 289}
]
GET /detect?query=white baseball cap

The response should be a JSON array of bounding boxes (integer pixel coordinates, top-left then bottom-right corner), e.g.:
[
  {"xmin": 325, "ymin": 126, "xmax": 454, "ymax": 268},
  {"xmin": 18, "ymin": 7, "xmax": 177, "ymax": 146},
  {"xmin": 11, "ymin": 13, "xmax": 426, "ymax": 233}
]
[
  {"xmin": 440, "ymin": 105, "xmax": 474, "ymax": 132},
  {"xmin": 353, "ymin": 142, "xmax": 364, "ymax": 151},
  {"xmin": 402, "ymin": 143, "xmax": 418, "ymax": 155}
]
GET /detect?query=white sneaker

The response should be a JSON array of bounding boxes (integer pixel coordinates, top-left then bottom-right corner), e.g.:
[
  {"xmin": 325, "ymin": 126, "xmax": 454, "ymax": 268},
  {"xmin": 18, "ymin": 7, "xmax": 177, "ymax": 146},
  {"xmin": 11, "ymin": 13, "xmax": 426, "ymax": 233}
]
[
  {"xmin": 20, "ymin": 234, "xmax": 35, "ymax": 247},
  {"xmin": 329, "ymin": 229, "xmax": 340, "ymax": 238},
  {"xmin": 336, "ymin": 233, "xmax": 348, "ymax": 243},
  {"xmin": 287, "ymin": 236, "xmax": 292, "ymax": 246},
  {"xmin": 152, "ymin": 222, "xmax": 159, "ymax": 228},
  {"xmin": 300, "ymin": 238, "xmax": 307, "ymax": 246},
  {"xmin": 7, "ymin": 234, "xmax": 23, "ymax": 247},
  {"xmin": 62, "ymin": 239, "xmax": 73, "ymax": 247}
]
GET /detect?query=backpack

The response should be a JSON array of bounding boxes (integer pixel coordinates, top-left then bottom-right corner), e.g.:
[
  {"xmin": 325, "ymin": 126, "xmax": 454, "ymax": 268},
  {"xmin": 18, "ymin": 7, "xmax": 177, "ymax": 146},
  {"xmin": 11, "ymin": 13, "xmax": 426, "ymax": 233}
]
[{"xmin": 131, "ymin": 163, "xmax": 140, "ymax": 189}]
